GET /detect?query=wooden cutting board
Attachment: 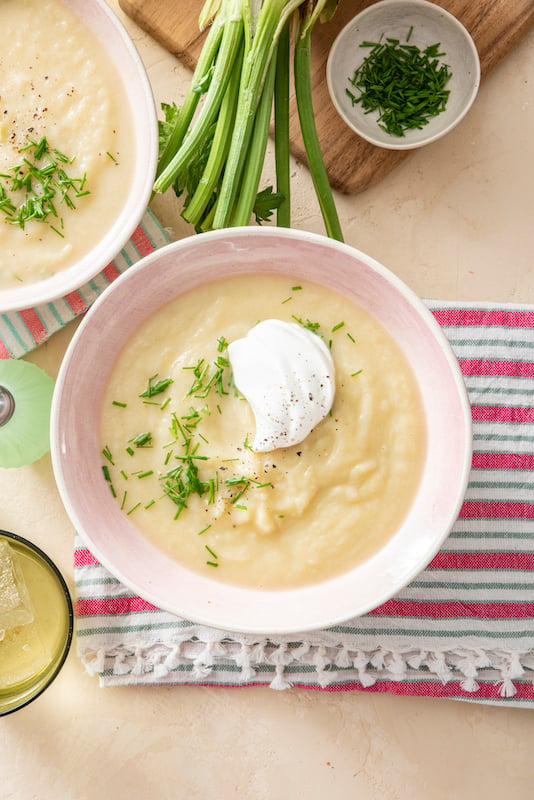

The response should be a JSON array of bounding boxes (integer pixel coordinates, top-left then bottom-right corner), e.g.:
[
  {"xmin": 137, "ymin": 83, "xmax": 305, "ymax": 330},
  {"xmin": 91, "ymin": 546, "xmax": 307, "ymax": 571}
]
[{"xmin": 119, "ymin": 0, "xmax": 534, "ymax": 193}]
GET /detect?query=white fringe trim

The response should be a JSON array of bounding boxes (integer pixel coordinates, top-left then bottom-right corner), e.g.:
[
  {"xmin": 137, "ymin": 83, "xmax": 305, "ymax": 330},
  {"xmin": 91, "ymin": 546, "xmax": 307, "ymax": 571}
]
[{"xmin": 77, "ymin": 638, "xmax": 534, "ymax": 697}]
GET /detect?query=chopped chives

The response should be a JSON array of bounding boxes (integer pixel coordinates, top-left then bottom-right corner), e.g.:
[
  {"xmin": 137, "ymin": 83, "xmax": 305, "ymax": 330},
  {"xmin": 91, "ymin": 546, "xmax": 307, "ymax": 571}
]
[
  {"xmin": 331, "ymin": 321, "xmax": 345, "ymax": 332},
  {"xmin": 231, "ymin": 489, "xmax": 248, "ymax": 504},
  {"xmin": 107, "ymin": 318, "xmax": 345, "ymax": 538},
  {"xmin": 205, "ymin": 545, "xmax": 218, "ymax": 559},
  {"xmin": 197, "ymin": 524, "xmax": 212, "ymax": 536},
  {"xmin": 351, "ymin": 369, "xmax": 363, "ymax": 377},
  {"xmin": 131, "ymin": 431, "xmax": 152, "ymax": 447},
  {"xmin": 102, "ymin": 465, "xmax": 111, "ymax": 482},
  {"xmin": 208, "ymin": 479, "xmax": 216, "ymax": 504},
  {"xmin": 139, "ymin": 374, "xmax": 173, "ymax": 398},
  {"xmin": 346, "ymin": 31, "xmax": 452, "ymax": 137},
  {"xmin": 102, "ymin": 445, "xmax": 114, "ymax": 464},
  {"xmin": 112, "ymin": 400, "xmax": 127, "ymax": 408},
  {"xmin": 347, "ymin": 332, "xmax": 355, "ymax": 343},
  {"xmin": 291, "ymin": 314, "xmax": 321, "ymax": 333},
  {"xmin": 206, "ymin": 561, "xmax": 219, "ymax": 568},
  {"xmin": 0, "ymin": 135, "xmax": 90, "ymax": 235}
]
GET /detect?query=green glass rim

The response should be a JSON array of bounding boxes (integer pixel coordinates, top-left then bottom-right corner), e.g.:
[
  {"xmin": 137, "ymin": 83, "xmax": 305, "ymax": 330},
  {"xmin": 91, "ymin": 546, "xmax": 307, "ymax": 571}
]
[{"xmin": 0, "ymin": 529, "xmax": 74, "ymax": 716}]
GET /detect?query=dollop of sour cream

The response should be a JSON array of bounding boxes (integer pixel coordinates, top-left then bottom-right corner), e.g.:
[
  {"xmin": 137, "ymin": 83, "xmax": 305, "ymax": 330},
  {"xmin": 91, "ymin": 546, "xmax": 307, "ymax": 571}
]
[{"xmin": 227, "ymin": 319, "xmax": 335, "ymax": 452}]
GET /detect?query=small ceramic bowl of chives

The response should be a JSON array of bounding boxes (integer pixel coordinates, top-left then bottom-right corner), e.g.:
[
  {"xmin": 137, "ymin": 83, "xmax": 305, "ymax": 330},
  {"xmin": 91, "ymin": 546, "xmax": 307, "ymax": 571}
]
[{"xmin": 326, "ymin": 0, "xmax": 480, "ymax": 150}]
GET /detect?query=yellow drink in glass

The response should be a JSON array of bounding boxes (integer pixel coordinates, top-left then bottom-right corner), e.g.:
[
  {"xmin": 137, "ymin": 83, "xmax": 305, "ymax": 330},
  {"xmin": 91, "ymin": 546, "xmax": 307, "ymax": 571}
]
[{"xmin": 0, "ymin": 530, "xmax": 73, "ymax": 715}]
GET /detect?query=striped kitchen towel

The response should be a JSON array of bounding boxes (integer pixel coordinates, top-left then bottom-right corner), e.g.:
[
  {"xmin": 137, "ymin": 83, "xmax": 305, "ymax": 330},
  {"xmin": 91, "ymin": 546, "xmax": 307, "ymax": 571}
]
[
  {"xmin": 0, "ymin": 209, "xmax": 171, "ymax": 359},
  {"xmin": 74, "ymin": 302, "xmax": 534, "ymax": 707}
]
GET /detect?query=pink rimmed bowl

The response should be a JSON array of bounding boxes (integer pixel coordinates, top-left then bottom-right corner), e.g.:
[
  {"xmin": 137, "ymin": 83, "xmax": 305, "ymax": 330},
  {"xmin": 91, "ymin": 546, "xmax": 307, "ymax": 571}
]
[
  {"xmin": 0, "ymin": 0, "xmax": 158, "ymax": 313},
  {"xmin": 51, "ymin": 227, "xmax": 472, "ymax": 635}
]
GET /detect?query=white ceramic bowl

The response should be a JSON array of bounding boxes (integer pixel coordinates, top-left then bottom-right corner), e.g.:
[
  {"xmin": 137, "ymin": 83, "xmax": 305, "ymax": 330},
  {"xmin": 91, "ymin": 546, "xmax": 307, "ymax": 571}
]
[
  {"xmin": 0, "ymin": 0, "xmax": 158, "ymax": 313},
  {"xmin": 327, "ymin": 0, "xmax": 480, "ymax": 150},
  {"xmin": 51, "ymin": 227, "xmax": 472, "ymax": 635}
]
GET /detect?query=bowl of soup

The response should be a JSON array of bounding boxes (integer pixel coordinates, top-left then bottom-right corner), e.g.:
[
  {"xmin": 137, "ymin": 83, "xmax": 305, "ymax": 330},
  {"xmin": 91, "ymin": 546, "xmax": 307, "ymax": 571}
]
[
  {"xmin": 0, "ymin": 0, "xmax": 158, "ymax": 313},
  {"xmin": 51, "ymin": 227, "xmax": 472, "ymax": 634}
]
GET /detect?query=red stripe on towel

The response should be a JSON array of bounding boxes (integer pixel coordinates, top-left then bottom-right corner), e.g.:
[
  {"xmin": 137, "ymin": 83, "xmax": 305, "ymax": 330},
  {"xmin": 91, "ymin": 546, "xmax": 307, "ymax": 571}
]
[
  {"xmin": 64, "ymin": 290, "xmax": 87, "ymax": 315},
  {"xmin": 459, "ymin": 359, "xmax": 534, "ymax": 378},
  {"xmin": 131, "ymin": 224, "xmax": 155, "ymax": 258},
  {"xmin": 429, "ymin": 551, "xmax": 534, "ymax": 570},
  {"xmin": 432, "ymin": 308, "xmax": 534, "ymax": 329},
  {"xmin": 471, "ymin": 406, "xmax": 534, "ymax": 423},
  {"xmin": 102, "ymin": 260, "xmax": 122, "ymax": 283},
  {"xmin": 74, "ymin": 548, "xmax": 100, "ymax": 567},
  {"xmin": 371, "ymin": 599, "xmax": 534, "ymax": 619},
  {"xmin": 18, "ymin": 308, "xmax": 47, "ymax": 347},
  {"xmin": 307, "ymin": 679, "xmax": 534, "ymax": 701},
  {"xmin": 472, "ymin": 451, "xmax": 534, "ymax": 470},
  {"xmin": 460, "ymin": 500, "xmax": 534, "ymax": 519},
  {"xmin": 76, "ymin": 596, "xmax": 159, "ymax": 616}
]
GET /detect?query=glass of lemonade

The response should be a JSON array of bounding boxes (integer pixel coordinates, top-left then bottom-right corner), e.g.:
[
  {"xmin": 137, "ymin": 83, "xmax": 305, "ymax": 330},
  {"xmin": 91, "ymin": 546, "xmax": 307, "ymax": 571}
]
[{"xmin": 0, "ymin": 529, "xmax": 73, "ymax": 715}]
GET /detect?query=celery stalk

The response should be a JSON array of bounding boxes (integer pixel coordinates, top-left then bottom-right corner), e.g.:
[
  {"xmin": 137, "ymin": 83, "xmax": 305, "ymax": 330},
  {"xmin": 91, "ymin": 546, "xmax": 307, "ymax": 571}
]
[
  {"xmin": 231, "ymin": 47, "xmax": 278, "ymax": 226},
  {"xmin": 182, "ymin": 43, "xmax": 244, "ymax": 228},
  {"xmin": 154, "ymin": 1, "xmax": 244, "ymax": 195},
  {"xmin": 157, "ymin": 14, "xmax": 225, "ymax": 178},
  {"xmin": 154, "ymin": 0, "xmax": 343, "ymax": 241},
  {"xmin": 212, "ymin": 0, "xmax": 303, "ymax": 229}
]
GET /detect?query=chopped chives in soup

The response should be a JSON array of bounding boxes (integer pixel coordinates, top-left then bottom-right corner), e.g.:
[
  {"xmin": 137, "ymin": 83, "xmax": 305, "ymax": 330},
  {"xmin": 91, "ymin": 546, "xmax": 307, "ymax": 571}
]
[
  {"xmin": 99, "ymin": 274, "xmax": 427, "ymax": 589},
  {"xmin": 0, "ymin": 0, "xmax": 135, "ymax": 290}
]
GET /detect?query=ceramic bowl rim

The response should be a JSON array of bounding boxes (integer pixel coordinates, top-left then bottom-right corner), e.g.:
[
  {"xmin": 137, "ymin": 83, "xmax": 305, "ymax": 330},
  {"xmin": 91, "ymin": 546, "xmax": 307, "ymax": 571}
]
[
  {"xmin": 326, "ymin": 0, "xmax": 481, "ymax": 150},
  {"xmin": 51, "ymin": 227, "xmax": 473, "ymax": 635},
  {"xmin": 0, "ymin": 0, "xmax": 159, "ymax": 313}
]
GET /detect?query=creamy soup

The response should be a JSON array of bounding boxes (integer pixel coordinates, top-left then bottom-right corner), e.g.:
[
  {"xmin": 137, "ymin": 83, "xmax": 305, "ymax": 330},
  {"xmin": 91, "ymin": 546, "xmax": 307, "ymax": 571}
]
[
  {"xmin": 99, "ymin": 274, "xmax": 427, "ymax": 589},
  {"xmin": 0, "ymin": 0, "xmax": 134, "ymax": 289}
]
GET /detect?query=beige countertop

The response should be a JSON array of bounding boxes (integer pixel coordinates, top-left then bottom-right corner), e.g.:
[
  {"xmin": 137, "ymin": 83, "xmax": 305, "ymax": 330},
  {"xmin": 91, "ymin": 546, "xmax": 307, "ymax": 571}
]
[{"xmin": 3, "ymin": 3, "xmax": 534, "ymax": 798}]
